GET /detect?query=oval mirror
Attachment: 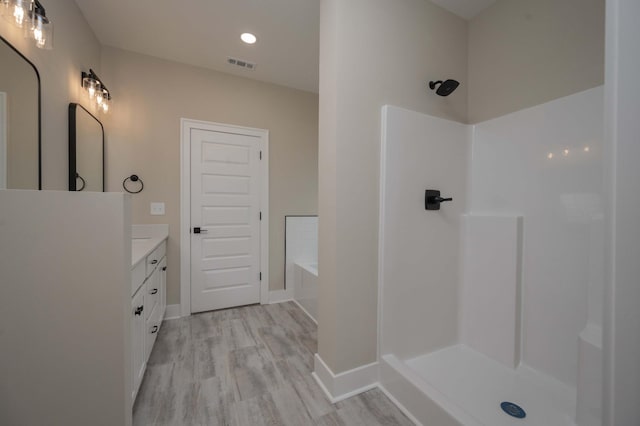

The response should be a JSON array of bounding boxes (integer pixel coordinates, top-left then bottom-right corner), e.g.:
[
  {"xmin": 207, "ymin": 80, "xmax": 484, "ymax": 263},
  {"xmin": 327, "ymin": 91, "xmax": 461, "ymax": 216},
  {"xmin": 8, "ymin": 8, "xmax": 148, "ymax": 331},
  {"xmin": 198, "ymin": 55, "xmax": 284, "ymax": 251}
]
[{"xmin": 0, "ymin": 35, "xmax": 41, "ymax": 189}]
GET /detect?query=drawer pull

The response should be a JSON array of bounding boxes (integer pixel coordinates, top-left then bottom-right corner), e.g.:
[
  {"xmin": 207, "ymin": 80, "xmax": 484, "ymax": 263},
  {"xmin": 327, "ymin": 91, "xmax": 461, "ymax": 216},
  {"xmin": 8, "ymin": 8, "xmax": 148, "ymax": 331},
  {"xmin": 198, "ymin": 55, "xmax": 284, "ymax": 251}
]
[
  {"xmin": 162, "ymin": 266, "xmax": 167, "ymax": 271},
  {"xmin": 151, "ymin": 325, "xmax": 158, "ymax": 334},
  {"xmin": 150, "ymin": 289, "xmax": 158, "ymax": 295},
  {"xmin": 150, "ymin": 259, "xmax": 158, "ymax": 265},
  {"xmin": 134, "ymin": 306, "xmax": 143, "ymax": 316}
]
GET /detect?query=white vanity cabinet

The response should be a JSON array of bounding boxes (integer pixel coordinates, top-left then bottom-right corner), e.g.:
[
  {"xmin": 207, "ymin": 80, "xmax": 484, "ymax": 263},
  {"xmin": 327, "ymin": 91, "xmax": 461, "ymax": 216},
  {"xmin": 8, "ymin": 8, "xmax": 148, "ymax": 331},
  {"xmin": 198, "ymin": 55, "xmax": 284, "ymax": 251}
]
[
  {"xmin": 130, "ymin": 235, "xmax": 167, "ymax": 402},
  {"xmin": 131, "ymin": 286, "xmax": 146, "ymax": 401},
  {"xmin": 146, "ymin": 256, "xmax": 168, "ymax": 360},
  {"xmin": 160, "ymin": 257, "xmax": 167, "ymax": 320}
]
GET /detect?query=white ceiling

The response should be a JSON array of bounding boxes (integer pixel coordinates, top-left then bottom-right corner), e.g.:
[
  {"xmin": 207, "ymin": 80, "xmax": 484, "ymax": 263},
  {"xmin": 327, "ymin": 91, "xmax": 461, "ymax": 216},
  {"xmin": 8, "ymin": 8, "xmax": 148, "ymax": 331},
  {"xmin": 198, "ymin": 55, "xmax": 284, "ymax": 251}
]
[
  {"xmin": 73, "ymin": 0, "xmax": 321, "ymax": 93},
  {"xmin": 73, "ymin": 0, "xmax": 496, "ymax": 94}
]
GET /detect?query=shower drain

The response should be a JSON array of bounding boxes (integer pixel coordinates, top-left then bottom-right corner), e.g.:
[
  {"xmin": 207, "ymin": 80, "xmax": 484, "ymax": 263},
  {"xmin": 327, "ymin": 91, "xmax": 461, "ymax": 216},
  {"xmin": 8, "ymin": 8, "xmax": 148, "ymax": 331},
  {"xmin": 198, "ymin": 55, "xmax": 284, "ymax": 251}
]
[{"xmin": 500, "ymin": 401, "xmax": 526, "ymax": 419}]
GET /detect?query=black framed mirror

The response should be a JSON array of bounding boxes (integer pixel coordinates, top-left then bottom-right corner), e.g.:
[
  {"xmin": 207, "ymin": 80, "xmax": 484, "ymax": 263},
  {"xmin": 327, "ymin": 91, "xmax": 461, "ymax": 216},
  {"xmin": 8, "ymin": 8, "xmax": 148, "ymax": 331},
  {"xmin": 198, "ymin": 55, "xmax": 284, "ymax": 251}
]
[
  {"xmin": 68, "ymin": 103, "xmax": 104, "ymax": 192},
  {"xmin": 0, "ymin": 35, "xmax": 41, "ymax": 190}
]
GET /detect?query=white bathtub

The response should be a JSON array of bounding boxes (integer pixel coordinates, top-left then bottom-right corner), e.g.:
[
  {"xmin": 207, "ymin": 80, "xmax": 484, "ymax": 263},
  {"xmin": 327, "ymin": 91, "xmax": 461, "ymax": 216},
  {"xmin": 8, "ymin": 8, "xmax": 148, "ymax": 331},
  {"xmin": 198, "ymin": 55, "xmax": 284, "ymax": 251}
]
[{"xmin": 293, "ymin": 262, "xmax": 318, "ymax": 322}]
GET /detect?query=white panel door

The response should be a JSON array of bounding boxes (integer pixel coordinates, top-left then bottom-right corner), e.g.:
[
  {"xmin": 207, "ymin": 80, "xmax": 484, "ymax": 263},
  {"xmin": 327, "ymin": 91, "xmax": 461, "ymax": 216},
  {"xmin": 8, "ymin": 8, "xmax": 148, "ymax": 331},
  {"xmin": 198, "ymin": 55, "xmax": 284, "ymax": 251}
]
[{"xmin": 190, "ymin": 128, "xmax": 262, "ymax": 313}]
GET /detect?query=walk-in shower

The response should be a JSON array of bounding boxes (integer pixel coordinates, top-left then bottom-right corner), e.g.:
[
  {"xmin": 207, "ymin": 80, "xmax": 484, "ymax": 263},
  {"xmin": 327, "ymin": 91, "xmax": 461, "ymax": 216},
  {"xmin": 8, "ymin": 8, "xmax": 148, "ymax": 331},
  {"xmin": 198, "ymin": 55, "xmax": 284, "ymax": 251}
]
[{"xmin": 378, "ymin": 86, "xmax": 604, "ymax": 425}]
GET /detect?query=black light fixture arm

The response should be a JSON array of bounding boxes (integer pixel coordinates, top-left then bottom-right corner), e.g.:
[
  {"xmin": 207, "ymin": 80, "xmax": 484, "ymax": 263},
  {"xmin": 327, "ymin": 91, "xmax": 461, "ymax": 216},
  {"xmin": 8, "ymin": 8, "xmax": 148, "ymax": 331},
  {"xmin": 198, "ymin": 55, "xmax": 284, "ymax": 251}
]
[{"xmin": 33, "ymin": 0, "xmax": 46, "ymax": 17}]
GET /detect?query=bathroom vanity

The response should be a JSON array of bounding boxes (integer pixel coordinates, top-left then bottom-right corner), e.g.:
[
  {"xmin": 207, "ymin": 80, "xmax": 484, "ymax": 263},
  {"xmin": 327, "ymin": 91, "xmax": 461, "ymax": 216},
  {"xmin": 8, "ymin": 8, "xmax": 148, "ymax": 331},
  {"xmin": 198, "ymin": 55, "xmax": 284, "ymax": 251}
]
[
  {"xmin": 130, "ymin": 225, "xmax": 168, "ymax": 401},
  {"xmin": 0, "ymin": 190, "xmax": 167, "ymax": 426}
]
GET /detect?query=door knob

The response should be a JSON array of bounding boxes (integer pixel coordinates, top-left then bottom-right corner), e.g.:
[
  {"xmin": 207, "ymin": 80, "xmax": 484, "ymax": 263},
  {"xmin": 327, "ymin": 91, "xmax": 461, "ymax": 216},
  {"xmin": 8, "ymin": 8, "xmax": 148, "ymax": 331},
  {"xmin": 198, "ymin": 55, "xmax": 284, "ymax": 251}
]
[{"xmin": 193, "ymin": 227, "xmax": 208, "ymax": 234}]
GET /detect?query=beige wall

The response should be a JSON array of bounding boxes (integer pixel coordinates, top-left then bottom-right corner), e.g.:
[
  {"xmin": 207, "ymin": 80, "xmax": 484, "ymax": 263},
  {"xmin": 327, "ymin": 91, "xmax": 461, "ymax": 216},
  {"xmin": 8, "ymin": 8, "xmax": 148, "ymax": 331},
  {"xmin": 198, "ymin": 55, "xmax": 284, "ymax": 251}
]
[
  {"xmin": 0, "ymin": 0, "xmax": 103, "ymax": 190},
  {"xmin": 318, "ymin": 0, "xmax": 467, "ymax": 373},
  {"xmin": 468, "ymin": 0, "xmax": 605, "ymax": 123},
  {"xmin": 101, "ymin": 47, "xmax": 318, "ymax": 305},
  {"xmin": 0, "ymin": 41, "xmax": 38, "ymax": 188}
]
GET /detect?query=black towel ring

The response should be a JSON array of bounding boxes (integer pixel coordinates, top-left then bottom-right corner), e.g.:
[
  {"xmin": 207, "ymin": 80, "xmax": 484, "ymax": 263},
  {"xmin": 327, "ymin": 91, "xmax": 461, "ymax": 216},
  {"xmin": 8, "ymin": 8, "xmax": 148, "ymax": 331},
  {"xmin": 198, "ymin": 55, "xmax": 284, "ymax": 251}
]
[
  {"xmin": 123, "ymin": 174, "xmax": 144, "ymax": 194},
  {"xmin": 75, "ymin": 173, "xmax": 86, "ymax": 191}
]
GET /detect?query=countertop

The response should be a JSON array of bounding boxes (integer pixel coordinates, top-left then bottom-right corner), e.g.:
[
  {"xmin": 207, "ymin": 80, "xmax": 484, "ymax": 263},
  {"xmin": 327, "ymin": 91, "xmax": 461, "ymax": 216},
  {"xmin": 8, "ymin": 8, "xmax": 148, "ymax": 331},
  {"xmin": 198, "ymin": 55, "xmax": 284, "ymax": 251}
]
[
  {"xmin": 131, "ymin": 224, "xmax": 169, "ymax": 267},
  {"xmin": 132, "ymin": 237, "xmax": 166, "ymax": 267}
]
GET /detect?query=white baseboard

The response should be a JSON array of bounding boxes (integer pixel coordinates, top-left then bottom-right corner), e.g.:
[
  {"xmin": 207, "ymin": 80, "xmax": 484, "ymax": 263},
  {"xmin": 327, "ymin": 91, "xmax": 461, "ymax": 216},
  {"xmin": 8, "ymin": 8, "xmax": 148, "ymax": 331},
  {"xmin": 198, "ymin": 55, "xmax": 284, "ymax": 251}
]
[
  {"xmin": 313, "ymin": 353, "xmax": 379, "ymax": 403},
  {"xmin": 268, "ymin": 288, "xmax": 294, "ymax": 304},
  {"xmin": 291, "ymin": 299, "xmax": 318, "ymax": 324},
  {"xmin": 164, "ymin": 304, "xmax": 181, "ymax": 320}
]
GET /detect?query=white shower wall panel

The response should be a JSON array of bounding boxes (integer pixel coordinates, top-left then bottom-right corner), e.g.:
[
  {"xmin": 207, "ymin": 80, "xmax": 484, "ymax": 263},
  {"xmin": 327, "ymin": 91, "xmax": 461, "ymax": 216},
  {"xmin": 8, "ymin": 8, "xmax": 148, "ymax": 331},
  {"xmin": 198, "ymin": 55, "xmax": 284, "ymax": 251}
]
[
  {"xmin": 460, "ymin": 214, "xmax": 523, "ymax": 369},
  {"xmin": 380, "ymin": 105, "xmax": 469, "ymax": 359},
  {"xmin": 285, "ymin": 215, "xmax": 318, "ymax": 289},
  {"xmin": 469, "ymin": 87, "xmax": 605, "ymax": 387}
]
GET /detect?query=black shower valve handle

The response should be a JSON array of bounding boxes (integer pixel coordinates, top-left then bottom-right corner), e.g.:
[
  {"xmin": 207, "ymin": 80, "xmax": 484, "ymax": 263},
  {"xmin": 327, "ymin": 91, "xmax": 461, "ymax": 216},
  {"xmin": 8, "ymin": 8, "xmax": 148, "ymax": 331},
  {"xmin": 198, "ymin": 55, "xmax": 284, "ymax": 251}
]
[
  {"xmin": 432, "ymin": 196, "xmax": 453, "ymax": 203},
  {"xmin": 425, "ymin": 189, "xmax": 452, "ymax": 210}
]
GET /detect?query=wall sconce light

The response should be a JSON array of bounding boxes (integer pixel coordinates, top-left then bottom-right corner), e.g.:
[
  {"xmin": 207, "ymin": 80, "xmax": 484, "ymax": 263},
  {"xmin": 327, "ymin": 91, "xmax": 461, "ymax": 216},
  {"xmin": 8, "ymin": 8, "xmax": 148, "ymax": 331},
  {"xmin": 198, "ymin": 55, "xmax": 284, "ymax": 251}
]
[
  {"xmin": 1, "ymin": 0, "xmax": 53, "ymax": 49},
  {"xmin": 82, "ymin": 69, "xmax": 112, "ymax": 113}
]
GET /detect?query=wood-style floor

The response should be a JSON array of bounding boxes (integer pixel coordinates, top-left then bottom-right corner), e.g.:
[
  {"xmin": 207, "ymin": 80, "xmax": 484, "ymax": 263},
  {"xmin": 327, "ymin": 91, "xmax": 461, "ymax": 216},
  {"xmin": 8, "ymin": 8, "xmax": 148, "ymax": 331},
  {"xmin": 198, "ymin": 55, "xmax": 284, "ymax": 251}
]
[{"xmin": 133, "ymin": 301, "xmax": 414, "ymax": 426}]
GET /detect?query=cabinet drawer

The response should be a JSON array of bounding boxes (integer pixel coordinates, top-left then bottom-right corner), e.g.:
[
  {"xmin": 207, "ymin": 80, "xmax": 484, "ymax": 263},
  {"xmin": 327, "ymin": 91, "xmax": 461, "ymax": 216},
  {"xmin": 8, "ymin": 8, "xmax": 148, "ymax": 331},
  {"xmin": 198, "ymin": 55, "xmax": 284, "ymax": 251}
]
[
  {"xmin": 144, "ymin": 303, "xmax": 162, "ymax": 361},
  {"xmin": 145, "ymin": 281, "xmax": 159, "ymax": 321},
  {"xmin": 146, "ymin": 242, "xmax": 166, "ymax": 276},
  {"xmin": 131, "ymin": 261, "xmax": 146, "ymax": 296}
]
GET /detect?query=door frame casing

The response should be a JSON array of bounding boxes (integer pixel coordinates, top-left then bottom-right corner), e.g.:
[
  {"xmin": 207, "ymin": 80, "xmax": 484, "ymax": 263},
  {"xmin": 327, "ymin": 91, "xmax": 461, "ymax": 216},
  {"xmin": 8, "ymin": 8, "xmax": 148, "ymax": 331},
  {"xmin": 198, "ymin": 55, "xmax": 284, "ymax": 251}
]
[{"xmin": 180, "ymin": 118, "xmax": 269, "ymax": 317}]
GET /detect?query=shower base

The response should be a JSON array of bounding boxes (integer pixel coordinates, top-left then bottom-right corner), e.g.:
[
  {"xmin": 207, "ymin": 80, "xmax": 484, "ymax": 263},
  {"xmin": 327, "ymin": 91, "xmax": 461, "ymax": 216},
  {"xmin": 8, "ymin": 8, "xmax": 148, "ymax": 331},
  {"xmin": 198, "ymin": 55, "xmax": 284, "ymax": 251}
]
[{"xmin": 380, "ymin": 345, "xmax": 576, "ymax": 426}]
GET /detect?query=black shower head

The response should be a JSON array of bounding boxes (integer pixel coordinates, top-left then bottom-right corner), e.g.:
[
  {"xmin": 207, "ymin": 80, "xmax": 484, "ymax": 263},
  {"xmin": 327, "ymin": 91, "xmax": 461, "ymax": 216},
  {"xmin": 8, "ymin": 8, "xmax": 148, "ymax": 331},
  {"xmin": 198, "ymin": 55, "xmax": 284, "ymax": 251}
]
[{"xmin": 429, "ymin": 79, "xmax": 460, "ymax": 96}]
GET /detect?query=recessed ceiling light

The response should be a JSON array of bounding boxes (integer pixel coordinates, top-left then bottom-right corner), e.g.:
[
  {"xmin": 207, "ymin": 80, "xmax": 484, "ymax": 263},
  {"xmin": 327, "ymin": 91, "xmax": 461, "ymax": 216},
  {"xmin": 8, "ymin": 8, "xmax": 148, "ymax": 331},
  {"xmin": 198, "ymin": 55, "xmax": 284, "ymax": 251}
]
[{"xmin": 241, "ymin": 33, "xmax": 257, "ymax": 44}]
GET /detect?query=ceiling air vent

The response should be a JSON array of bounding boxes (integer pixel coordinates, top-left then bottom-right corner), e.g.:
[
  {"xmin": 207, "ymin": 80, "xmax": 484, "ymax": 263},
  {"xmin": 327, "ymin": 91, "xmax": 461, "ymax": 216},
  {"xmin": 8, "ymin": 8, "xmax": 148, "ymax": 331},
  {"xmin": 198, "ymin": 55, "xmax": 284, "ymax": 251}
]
[{"xmin": 227, "ymin": 57, "xmax": 256, "ymax": 70}]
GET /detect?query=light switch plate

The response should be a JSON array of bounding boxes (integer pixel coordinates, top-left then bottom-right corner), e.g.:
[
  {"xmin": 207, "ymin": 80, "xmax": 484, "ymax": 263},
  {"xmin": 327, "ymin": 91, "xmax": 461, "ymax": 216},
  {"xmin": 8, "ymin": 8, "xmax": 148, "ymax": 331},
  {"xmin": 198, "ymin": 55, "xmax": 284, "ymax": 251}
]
[{"xmin": 150, "ymin": 202, "xmax": 165, "ymax": 216}]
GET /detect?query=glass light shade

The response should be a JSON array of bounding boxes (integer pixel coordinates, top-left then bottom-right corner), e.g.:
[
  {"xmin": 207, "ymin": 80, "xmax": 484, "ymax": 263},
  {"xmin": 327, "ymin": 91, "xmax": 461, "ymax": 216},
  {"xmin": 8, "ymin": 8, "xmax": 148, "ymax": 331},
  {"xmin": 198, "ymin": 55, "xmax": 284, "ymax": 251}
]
[
  {"xmin": 25, "ymin": 12, "xmax": 52, "ymax": 49},
  {"xmin": 95, "ymin": 89, "xmax": 104, "ymax": 106},
  {"xmin": 2, "ymin": 0, "xmax": 30, "ymax": 28},
  {"xmin": 101, "ymin": 97, "xmax": 110, "ymax": 114},
  {"xmin": 0, "ymin": 1, "xmax": 8, "ymax": 18},
  {"xmin": 83, "ymin": 77, "xmax": 98, "ymax": 99}
]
